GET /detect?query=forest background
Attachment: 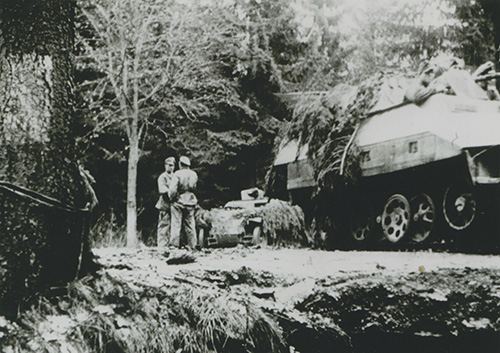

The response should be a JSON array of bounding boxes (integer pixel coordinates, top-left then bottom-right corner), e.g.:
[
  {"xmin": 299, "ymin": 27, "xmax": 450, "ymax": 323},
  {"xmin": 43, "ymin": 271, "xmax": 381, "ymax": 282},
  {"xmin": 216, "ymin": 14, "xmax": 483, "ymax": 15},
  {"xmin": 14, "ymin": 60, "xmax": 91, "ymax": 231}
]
[{"xmin": 72, "ymin": 0, "xmax": 500, "ymax": 245}]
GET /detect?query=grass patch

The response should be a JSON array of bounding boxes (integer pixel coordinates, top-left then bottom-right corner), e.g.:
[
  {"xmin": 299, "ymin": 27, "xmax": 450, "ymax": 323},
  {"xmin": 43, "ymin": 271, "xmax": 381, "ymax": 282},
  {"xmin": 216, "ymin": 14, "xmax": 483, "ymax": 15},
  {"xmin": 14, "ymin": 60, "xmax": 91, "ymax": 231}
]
[
  {"xmin": 90, "ymin": 212, "xmax": 127, "ymax": 248},
  {"xmin": 1, "ymin": 272, "xmax": 286, "ymax": 353}
]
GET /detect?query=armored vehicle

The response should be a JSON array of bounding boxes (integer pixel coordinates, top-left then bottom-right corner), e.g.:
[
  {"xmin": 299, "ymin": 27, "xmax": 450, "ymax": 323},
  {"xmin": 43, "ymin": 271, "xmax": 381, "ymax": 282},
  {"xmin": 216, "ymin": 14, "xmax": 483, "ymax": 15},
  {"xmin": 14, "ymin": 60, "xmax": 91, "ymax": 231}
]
[
  {"xmin": 198, "ymin": 188, "xmax": 266, "ymax": 248},
  {"xmin": 275, "ymin": 74, "xmax": 500, "ymax": 248},
  {"xmin": 351, "ymin": 92, "xmax": 500, "ymax": 246}
]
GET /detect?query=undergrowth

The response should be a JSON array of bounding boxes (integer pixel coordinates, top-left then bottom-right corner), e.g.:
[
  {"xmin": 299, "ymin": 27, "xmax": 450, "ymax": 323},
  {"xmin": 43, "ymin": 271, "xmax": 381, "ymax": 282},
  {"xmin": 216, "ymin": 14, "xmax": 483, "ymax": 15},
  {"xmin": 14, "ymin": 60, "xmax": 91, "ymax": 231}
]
[
  {"xmin": 90, "ymin": 211, "xmax": 127, "ymax": 248},
  {"xmin": 1, "ymin": 272, "xmax": 286, "ymax": 353}
]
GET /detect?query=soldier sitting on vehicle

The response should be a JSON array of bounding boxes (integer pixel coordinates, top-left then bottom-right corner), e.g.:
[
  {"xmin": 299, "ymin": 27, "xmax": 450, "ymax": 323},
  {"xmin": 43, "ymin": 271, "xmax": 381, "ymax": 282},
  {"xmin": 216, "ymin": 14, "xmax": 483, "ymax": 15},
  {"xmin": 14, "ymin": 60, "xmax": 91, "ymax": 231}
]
[
  {"xmin": 472, "ymin": 61, "xmax": 500, "ymax": 100},
  {"xmin": 404, "ymin": 62, "xmax": 450, "ymax": 105},
  {"xmin": 405, "ymin": 55, "xmax": 500, "ymax": 104}
]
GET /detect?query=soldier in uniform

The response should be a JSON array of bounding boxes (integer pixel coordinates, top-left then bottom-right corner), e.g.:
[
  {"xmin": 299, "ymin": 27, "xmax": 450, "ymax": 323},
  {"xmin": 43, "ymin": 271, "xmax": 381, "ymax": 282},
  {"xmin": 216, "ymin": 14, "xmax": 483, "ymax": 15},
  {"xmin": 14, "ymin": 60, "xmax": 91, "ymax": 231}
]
[
  {"xmin": 473, "ymin": 61, "xmax": 500, "ymax": 100},
  {"xmin": 168, "ymin": 156, "xmax": 198, "ymax": 249},
  {"xmin": 156, "ymin": 157, "xmax": 176, "ymax": 248},
  {"xmin": 404, "ymin": 62, "xmax": 448, "ymax": 105}
]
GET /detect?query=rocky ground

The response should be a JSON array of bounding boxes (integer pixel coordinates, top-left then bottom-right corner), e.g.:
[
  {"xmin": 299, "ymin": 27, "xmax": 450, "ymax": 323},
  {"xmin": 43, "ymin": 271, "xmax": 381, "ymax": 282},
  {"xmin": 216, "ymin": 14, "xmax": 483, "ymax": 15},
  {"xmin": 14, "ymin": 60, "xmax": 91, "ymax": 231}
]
[{"xmin": 2, "ymin": 246, "xmax": 500, "ymax": 352}]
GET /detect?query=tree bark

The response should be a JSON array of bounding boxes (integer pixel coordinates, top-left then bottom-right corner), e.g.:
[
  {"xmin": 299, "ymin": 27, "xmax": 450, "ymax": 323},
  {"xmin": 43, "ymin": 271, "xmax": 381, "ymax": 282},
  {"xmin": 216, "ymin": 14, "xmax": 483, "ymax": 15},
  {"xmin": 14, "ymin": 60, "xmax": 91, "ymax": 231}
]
[
  {"xmin": 493, "ymin": 11, "xmax": 500, "ymax": 91},
  {"xmin": 479, "ymin": 0, "xmax": 500, "ymax": 90},
  {"xmin": 0, "ymin": 0, "xmax": 93, "ymax": 318},
  {"xmin": 126, "ymin": 132, "xmax": 140, "ymax": 247}
]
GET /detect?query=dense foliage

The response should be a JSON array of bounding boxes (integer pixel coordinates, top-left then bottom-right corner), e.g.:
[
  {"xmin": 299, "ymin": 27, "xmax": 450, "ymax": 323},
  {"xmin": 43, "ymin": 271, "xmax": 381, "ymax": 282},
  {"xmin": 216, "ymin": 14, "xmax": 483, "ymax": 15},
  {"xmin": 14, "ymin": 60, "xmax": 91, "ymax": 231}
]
[
  {"xmin": 75, "ymin": 0, "xmax": 347, "ymax": 243},
  {"xmin": 71, "ymin": 0, "xmax": 500, "ymax": 243},
  {"xmin": 264, "ymin": 0, "xmax": 500, "ymax": 245}
]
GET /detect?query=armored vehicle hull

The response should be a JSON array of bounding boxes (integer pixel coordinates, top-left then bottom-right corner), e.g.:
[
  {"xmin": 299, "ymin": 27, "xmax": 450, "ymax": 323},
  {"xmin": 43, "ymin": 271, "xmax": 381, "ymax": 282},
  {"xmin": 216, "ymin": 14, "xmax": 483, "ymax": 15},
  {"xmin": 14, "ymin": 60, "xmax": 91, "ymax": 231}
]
[
  {"xmin": 350, "ymin": 94, "xmax": 500, "ymax": 247},
  {"xmin": 275, "ymin": 93, "xmax": 500, "ymax": 249}
]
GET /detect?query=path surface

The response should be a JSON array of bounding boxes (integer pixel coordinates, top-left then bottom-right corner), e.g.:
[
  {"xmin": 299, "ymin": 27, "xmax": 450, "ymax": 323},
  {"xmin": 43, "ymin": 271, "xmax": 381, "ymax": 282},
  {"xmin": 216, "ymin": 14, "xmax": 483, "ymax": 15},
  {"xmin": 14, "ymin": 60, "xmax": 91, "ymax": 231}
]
[
  {"xmin": 94, "ymin": 246, "xmax": 500, "ymax": 286},
  {"xmin": 7, "ymin": 247, "xmax": 497, "ymax": 353}
]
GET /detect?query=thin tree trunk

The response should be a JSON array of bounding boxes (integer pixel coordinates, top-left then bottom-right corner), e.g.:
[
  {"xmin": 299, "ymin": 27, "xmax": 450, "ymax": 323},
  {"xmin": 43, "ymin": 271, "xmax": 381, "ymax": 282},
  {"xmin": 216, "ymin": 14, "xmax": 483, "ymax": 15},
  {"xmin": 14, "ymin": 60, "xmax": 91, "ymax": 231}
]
[{"xmin": 126, "ymin": 133, "xmax": 140, "ymax": 247}]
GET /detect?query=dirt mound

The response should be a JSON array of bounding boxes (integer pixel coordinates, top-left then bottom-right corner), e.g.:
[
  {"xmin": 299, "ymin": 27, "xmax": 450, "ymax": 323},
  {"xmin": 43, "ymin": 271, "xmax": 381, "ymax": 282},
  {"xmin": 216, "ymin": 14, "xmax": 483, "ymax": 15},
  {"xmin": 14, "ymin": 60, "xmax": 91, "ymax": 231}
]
[
  {"xmin": 288, "ymin": 269, "xmax": 500, "ymax": 353},
  {"xmin": 299, "ymin": 269, "xmax": 500, "ymax": 335}
]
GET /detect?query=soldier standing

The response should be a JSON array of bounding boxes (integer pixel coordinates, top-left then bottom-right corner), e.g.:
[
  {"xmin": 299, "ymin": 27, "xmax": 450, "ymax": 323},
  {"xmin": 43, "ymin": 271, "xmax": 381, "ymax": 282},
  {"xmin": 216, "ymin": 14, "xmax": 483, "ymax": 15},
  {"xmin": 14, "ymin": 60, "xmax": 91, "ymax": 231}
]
[
  {"xmin": 156, "ymin": 157, "xmax": 176, "ymax": 248},
  {"xmin": 168, "ymin": 156, "xmax": 198, "ymax": 249}
]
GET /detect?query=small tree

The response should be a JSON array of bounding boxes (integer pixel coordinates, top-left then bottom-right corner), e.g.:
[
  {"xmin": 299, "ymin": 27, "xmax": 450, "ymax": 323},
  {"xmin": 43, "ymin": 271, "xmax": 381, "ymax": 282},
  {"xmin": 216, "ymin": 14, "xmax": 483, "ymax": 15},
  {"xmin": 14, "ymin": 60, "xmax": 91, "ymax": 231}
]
[{"xmin": 78, "ymin": 0, "xmax": 223, "ymax": 246}]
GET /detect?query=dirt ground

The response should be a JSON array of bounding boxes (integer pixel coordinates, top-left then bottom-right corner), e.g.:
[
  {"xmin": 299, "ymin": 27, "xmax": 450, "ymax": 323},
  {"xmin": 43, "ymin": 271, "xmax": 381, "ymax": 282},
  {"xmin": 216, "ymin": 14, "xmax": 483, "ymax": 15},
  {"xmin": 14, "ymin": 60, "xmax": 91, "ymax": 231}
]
[
  {"xmin": 3, "ymin": 247, "xmax": 499, "ymax": 353},
  {"xmin": 95, "ymin": 246, "xmax": 500, "ymax": 284},
  {"xmin": 93, "ymin": 246, "xmax": 500, "ymax": 353}
]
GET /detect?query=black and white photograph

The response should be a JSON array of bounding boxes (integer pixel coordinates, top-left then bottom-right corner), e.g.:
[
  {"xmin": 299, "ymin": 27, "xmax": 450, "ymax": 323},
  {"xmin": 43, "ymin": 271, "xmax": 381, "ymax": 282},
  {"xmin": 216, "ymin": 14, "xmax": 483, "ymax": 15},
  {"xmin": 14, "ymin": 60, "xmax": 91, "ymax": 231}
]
[{"xmin": 1, "ymin": 0, "xmax": 500, "ymax": 351}]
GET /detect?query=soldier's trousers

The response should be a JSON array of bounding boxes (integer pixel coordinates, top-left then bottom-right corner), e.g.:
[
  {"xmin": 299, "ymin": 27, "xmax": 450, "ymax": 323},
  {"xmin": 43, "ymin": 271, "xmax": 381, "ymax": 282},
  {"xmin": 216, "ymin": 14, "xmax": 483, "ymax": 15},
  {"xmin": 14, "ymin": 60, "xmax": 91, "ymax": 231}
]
[
  {"xmin": 170, "ymin": 202, "xmax": 196, "ymax": 249},
  {"xmin": 157, "ymin": 210, "xmax": 170, "ymax": 248}
]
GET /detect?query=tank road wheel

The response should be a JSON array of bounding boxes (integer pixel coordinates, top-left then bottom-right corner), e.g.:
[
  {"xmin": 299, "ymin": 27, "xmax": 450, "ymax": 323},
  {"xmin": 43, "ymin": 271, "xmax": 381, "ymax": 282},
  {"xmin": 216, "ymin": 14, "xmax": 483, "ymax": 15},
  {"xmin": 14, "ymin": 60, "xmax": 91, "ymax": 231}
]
[
  {"xmin": 252, "ymin": 225, "xmax": 263, "ymax": 245},
  {"xmin": 410, "ymin": 193, "xmax": 435, "ymax": 243},
  {"xmin": 347, "ymin": 197, "xmax": 376, "ymax": 248},
  {"xmin": 350, "ymin": 215, "xmax": 373, "ymax": 246},
  {"xmin": 352, "ymin": 221, "xmax": 370, "ymax": 242},
  {"xmin": 443, "ymin": 185, "xmax": 477, "ymax": 231},
  {"xmin": 381, "ymin": 194, "xmax": 411, "ymax": 243}
]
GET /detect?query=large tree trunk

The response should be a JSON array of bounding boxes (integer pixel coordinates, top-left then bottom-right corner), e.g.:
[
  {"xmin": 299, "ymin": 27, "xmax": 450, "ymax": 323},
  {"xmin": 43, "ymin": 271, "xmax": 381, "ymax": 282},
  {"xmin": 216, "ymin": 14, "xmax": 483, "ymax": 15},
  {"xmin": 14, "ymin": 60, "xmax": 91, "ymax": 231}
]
[
  {"xmin": 126, "ymin": 133, "xmax": 140, "ymax": 247},
  {"xmin": 480, "ymin": 0, "xmax": 500, "ymax": 90},
  {"xmin": 0, "ymin": 0, "xmax": 93, "ymax": 318},
  {"xmin": 493, "ymin": 10, "xmax": 500, "ymax": 91}
]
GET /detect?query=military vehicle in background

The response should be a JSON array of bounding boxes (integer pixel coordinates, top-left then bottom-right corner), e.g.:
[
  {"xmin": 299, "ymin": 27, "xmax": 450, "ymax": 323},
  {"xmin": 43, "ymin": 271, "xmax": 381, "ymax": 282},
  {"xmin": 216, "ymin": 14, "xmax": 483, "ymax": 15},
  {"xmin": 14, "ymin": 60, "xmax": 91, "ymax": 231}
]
[
  {"xmin": 198, "ymin": 188, "xmax": 266, "ymax": 247},
  {"xmin": 274, "ymin": 69, "xmax": 500, "ymax": 248}
]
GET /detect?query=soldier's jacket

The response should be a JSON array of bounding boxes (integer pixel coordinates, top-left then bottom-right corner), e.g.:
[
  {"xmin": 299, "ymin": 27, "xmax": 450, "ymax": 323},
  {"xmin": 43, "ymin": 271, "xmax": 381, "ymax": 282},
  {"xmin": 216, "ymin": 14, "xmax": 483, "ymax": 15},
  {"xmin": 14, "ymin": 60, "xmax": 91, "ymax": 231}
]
[
  {"xmin": 405, "ymin": 69, "xmax": 488, "ymax": 105},
  {"xmin": 155, "ymin": 171, "xmax": 173, "ymax": 211},
  {"xmin": 168, "ymin": 169, "xmax": 198, "ymax": 207},
  {"xmin": 404, "ymin": 81, "xmax": 437, "ymax": 105}
]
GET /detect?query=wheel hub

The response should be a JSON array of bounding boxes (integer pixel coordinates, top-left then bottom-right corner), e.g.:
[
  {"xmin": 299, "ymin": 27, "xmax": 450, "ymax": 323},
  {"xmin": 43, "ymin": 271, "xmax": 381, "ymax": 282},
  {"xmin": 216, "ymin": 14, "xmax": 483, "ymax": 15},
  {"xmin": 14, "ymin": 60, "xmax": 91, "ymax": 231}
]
[
  {"xmin": 353, "ymin": 224, "xmax": 369, "ymax": 241},
  {"xmin": 350, "ymin": 214, "xmax": 373, "ymax": 242},
  {"xmin": 455, "ymin": 196, "xmax": 466, "ymax": 212},
  {"xmin": 381, "ymin": 194, "xmax": 410, "ymax": 243},
  {"xmin": 443, "ymin": 185, "xmax": 476, "ymax": 231},
  {"xmin": 349, "ymin": 198, "xmax": 375, "ymax": 244},
  {"xmin": 410, "ymin": 193, "xmax": 435, "ymax": 243}
]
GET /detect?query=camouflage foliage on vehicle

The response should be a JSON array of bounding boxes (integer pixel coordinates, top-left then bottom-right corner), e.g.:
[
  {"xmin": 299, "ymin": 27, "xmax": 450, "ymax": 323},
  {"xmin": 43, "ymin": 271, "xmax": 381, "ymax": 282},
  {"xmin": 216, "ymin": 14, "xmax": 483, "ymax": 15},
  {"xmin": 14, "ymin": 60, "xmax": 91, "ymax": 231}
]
[
  {"xmin": 266, "ymin": 71, "xmax": 414, "ymax": 243},
  {"xmin": 200, "ymin": 199, "xmax": 307, "ymax": 246}
]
